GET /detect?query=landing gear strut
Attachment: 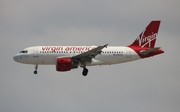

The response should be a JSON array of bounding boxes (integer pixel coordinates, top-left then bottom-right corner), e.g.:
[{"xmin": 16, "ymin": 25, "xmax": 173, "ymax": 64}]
[
  {"xmin": 34, "ymin": 64, "xmax": 38, "ymax": 74},
  {"xmin": 82, "ymin": 68, "xmax": 88, "ymax": 76}
]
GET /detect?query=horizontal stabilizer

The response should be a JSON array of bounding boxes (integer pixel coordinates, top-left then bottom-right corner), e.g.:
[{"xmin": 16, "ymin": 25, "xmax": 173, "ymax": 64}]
[{"xmin": 140, "ymin": 47, "xmax": 160, "ymax": 55}]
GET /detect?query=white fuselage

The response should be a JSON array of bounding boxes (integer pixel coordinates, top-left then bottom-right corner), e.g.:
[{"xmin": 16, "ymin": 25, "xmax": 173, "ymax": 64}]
[
  {"xmin": 13, "ymin": 21, "xmax": 164, "ymax": 76},
  {"xmin": 13, "ymin": 46, "xmax": 141, "ymax": 66}
]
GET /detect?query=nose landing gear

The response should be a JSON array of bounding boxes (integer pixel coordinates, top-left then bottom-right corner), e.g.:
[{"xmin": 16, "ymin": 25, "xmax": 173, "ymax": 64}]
[
  {"xmin": 34, "ymin": 64, "xmax": 38, "ymax": 74},
  {"xmin": 34, "ymin": 70, "xmax": 37, "ymax": 74}
]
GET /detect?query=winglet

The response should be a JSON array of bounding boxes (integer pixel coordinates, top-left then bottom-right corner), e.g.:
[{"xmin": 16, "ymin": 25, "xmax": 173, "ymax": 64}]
[{"xmin": 104, "ymin": 44, "xmax": 108, "ymax": 48}]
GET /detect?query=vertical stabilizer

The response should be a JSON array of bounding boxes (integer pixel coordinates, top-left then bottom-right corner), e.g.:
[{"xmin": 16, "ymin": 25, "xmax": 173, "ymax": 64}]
[{"xmin": 129, "ymin": 21, "xmax": 161, "ymax": 48}]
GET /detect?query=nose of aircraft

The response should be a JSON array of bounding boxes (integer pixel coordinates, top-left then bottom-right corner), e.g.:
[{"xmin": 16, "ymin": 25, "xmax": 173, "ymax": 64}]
[{"xmin": 13, "ymin": 55, "xmax": 18, "ymax": 62}]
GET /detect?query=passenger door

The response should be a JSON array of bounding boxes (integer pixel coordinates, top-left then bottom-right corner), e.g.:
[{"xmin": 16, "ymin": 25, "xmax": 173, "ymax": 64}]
[{"xmin": 33, "ymin": 47, "xmax": 39, "ymax": 57}]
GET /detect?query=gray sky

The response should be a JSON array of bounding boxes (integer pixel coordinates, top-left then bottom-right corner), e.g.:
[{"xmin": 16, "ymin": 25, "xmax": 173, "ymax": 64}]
[{"xmin": 0, "ymin": 0, "xmax": 180, "ymax": 112}]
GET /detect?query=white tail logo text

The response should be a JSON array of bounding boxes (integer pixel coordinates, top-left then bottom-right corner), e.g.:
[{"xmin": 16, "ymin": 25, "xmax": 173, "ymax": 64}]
[{"xmin": 136, "ymin": 29, "xmax": 157, "ymax": 48}]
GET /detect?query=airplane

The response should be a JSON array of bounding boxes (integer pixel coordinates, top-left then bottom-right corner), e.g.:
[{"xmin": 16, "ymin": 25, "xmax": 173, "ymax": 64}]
[{"xmin": 13, "ymin": 20, "xmax": 164, "ymax": 76}]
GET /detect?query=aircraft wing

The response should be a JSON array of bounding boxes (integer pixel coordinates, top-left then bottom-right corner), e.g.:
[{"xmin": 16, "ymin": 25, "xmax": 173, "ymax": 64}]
[{"xmin": 72, "ymin": 44, "xmax": 108, "ymax": 63}]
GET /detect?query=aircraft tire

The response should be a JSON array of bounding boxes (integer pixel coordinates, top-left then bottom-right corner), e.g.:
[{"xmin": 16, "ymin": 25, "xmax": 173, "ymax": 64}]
[
  {"xmin": 34, "ymin": 70, "xmax": 38, "ymax": 74},
  {"xmin": 82, "ymin": 68, "xmax": 88, "ymax": 76}
]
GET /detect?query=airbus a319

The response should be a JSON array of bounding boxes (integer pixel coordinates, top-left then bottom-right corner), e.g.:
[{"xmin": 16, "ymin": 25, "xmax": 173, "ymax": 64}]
[{"xmin": 13, "ymin": 20, "xmax": 164, "ymax": 76}]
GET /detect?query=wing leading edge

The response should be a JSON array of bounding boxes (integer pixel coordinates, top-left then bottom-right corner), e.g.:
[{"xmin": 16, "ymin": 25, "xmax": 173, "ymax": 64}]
[{"xmin": 72, "ymin": 44, "xmax": 108, "ymax": 63}]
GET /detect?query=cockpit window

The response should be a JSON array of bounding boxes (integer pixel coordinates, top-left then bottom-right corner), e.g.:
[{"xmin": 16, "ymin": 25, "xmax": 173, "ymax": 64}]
[{"xmin": 20, "ymin": 50, "xmax": 28, "ymax": 53}]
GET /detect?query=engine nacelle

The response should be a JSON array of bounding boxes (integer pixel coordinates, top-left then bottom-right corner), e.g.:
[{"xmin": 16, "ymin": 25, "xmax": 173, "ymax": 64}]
[{"xmin": 56, "ymin": 58, "xmax": 72, "ymax": 71}]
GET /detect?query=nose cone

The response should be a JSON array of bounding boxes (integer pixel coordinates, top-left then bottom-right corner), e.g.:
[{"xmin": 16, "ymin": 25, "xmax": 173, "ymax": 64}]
[{"xmin": 13, "ymin": 55, "xmax": 18, "ymax": 62}]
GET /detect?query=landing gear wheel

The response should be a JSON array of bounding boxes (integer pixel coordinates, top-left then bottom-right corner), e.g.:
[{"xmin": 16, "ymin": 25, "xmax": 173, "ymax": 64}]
[
  {"xmin": 34, "ymin": 70, "xmax": 37, "ymax": 74},
  {"xmin": 34, "ymin": 64, "xmax": 38, "ymax": 74},
  {"xmin": 82, "ymin": 68, "xmax": 88, "ymax": 76}
]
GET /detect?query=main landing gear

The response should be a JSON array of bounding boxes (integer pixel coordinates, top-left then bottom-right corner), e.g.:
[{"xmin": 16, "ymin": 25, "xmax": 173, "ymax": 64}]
[
  {"xmin": 81, "ymin": 62, "xmax": 88, "ymax": 76},
  {"xmin": 82, "ymin": 67, "xmax": 88, "ymax": 76},
  {"xmin": 34, "ymin": 64, "xmax": 38, "ymax": 74}
]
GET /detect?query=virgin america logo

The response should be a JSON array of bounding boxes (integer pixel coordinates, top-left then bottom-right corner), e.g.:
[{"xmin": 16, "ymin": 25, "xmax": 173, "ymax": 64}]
[{"xmin": 136, "ymin": 29, "xmax": 157, "ymax": 48}]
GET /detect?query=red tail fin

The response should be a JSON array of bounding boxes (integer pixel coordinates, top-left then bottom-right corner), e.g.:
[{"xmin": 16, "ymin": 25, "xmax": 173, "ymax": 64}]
[{"xmin": 129, "ymin": 21, "xmax": 161, "ymax": 48}]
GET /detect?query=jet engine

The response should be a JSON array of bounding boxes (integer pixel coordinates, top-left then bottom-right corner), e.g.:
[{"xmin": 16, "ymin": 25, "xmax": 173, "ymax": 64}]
[{"xmin": 56, "ymin": 58, "xmax": 72, "ymax": 71}]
